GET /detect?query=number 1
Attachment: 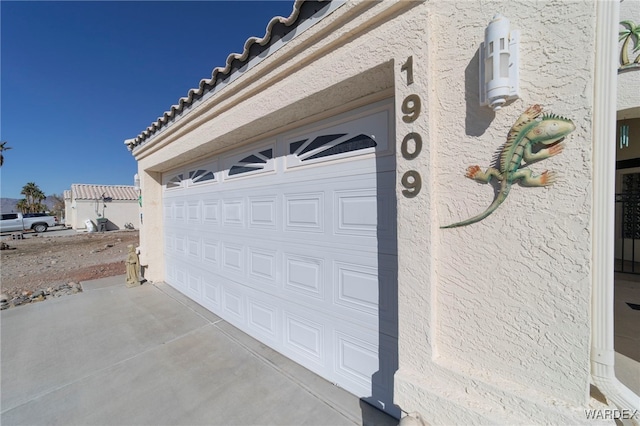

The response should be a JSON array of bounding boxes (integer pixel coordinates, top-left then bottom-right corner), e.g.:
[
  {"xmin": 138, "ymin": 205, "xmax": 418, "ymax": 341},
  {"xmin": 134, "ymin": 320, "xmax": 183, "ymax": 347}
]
[{"xmin": 401, "ymin": 56, "xmax": 414, "ymax": 86}]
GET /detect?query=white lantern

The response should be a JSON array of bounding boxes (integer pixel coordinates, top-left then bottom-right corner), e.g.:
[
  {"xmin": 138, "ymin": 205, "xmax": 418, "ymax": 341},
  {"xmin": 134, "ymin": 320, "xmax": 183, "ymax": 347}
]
[{"xmin": 480, "ymin": 14, "xmax": 520, "ymax": 111}]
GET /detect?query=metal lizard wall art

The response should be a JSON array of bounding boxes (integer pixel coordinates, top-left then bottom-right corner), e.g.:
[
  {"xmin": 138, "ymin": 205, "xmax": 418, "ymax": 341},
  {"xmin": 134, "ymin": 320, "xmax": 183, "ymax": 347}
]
[{"xmin": 441, "ymin": 104, "xmax": 576, "ymax": 229}]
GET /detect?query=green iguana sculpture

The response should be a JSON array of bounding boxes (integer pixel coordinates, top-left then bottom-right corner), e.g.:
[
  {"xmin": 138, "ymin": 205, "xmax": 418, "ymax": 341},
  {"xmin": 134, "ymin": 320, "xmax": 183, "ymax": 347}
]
[{"xmin": 441, "ymin": 105, "xmax": 576, "ymax": 229}]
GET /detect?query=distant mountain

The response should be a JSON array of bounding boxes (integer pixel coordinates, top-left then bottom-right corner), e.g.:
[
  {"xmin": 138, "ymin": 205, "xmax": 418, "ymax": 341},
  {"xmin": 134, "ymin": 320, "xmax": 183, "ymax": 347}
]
[{"xmin": 0, "ymin": 197, "xmax": 57, "ymax": 214}]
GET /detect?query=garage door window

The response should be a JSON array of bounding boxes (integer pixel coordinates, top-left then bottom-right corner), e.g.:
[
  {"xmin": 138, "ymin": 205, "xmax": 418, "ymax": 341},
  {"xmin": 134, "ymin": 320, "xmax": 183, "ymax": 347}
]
[
  {"xmin": 285, "ymin": 108, "xmax": 389, "ymax": 169},
  {"xmin": 226, "ymin": 146, "xmax": 275, "ymax": 179},
  {"xmin": 189, "ymin": 168, "xmax": 216, "ymax": 184},
  {"xmin": 290, "ymin": 133, "xmax": 377, "ymax": 161},
  {"xmin": 166, "ymin": 174, "xmax": 184, "ymax": 189}
]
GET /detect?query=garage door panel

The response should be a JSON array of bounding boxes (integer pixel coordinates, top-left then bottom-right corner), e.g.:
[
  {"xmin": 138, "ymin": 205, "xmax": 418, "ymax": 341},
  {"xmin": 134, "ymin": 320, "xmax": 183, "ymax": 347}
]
[
  {"xmin": 214, "ymin": 236, "xmax": 382, "ymax": 329},
  {"xmin": 197, "ymin": 248, "xmax": 379, "ymax": 333},
  {"xmin": 172, "ymin": 192, "xmax": 386, "ymax": 254},
  {"xmin": 202, "ymin": 238, "xmax": 220, "ymax": 270},
  {"xmin": 174, "ymin": 266, "xmax": 187, "ymax": 292},
  {"xmin": 284, "ymin": 311, "xmax": 326, "ymax": 366},
  {"xmin": 283, "ymin": 252, "xmax": 324, "ymax": 299},
  {"xmin": 175, "ymin": 235, "xmax": 186, "ymax": 256},
  {"xmin": 334, "ymin": 331, "xmax": 379, "ymax": 389},
  {"xmin": 221, "ymin": 282, "xmax": 246, "ymax": 326},
  {"xmin": 334, "ymin": 189, "xmax": 378, "ymax": 238},
  {"xmin": 333, "ymin": 261, "xmax": 378, "ymax": 316},
  {"xmin": 187, "ymin": 201, "xmax": 201, "ymax": 223},
  {"xmin": 281, "ymin": 268, "xmax": 378, "ymax": 332},
  {"xmin": 187, "ymin": 236, "xmax": 200, "ymax": 260},
  {"xmin": 247, "ymin": 247, "xmax": 279, "ymax": 284},
  {"xmin": 222, "ymin": 198, "xmax": 245, "ymax": 228},
  {"xmin": 228, "ymin": 227, "xmax": 378, "ymax": 254},
  {"xmin": 202, "ymin": 199, "xmax": 221, "ymax": 225},
  {"xmin": 246, "ymin": 296, "xmax": 280, "ymax": 344},
  {"xmin": 174, "ymin": 201, "xmax": 186, "ymax": 222},
  {"xmin": 221, "ymin": 242, "xmax": 245, "ymax": 277},
  {"xmin": 284, "ymin": 192, "xmax": 324, "ymax": 233},
  {"xmin": 248, "ymin": 196, "xmax": 279, "ymax": 230},
  {"xmin": 162, "ymin": 101, "xmax": 397, "ymax": 411},
  {"xmin": 202, "ymin": 274, "xmax": 221, "ymax": 311},
  {"xmin": 187, "ymin": 272, "xmax": 201, "ymax": 300},
  {"xmin": 168, "ymin": 239, "xmax": 383, "ymax": 332}
]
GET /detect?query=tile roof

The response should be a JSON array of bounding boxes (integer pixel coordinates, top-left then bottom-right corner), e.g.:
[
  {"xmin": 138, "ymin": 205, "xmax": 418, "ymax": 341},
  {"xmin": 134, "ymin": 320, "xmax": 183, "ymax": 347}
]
[
  {"xmin": 126, "ymin": 0, "xmax": 334, "ymax": 152},
  {"xmin": 63, "ymin": 190, "xmax": 71, "ymax": 200},
  {"xmin": 71, "ymin": 184, "xmax": 138, "ymax": 201}
]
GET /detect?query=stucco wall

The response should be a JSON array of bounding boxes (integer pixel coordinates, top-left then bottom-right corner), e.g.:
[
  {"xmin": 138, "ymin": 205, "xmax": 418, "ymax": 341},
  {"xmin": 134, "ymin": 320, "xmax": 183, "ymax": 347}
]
[
  {"xmin": 130, "ymin": 1, "xmax": 611, "ymax": 423},
  {"xmin": 71, "ymin": 200, "xmax": 139, "ymax": 230},
  {"xmin": 64, "ymin": 201, "xmax": 72, "ymax": 227},
  {"xmin": 392, "ymin": 1, "xmax": 605, "ymax": 423},
  {"xmin": 432, "ymin": 0, "xmax": 595, "ymax": 407},
  {"xmin": 137, "ymin": 170, "xmax": 162, "ymax": 271}
]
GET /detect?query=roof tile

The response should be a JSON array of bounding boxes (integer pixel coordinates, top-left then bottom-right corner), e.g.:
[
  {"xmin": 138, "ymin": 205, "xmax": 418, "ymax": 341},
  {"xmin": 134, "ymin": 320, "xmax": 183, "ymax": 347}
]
[{"xmin": 71, "ymin": 184, "xmax": 138, "ymax": 201}]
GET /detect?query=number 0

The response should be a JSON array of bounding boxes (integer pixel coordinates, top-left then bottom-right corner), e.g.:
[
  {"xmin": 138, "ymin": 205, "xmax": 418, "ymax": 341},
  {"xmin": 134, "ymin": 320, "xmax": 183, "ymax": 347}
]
[{"xmin": 401, "ymin": 132, "xmax": 422, "ymax": 160}]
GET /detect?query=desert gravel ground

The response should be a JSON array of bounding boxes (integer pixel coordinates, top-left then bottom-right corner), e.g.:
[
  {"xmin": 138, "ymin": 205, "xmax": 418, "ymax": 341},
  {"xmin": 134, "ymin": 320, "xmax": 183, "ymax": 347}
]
[{"xmin": 0, "ymin": 229, "xmax": 139, "ymax": 303}]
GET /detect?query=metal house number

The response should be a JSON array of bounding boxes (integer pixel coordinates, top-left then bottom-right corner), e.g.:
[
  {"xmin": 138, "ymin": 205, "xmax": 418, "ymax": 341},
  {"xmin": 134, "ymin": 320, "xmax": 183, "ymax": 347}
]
[{"xmin": 400, "ymin": 56, "xmax": 422, "ymax": 198}]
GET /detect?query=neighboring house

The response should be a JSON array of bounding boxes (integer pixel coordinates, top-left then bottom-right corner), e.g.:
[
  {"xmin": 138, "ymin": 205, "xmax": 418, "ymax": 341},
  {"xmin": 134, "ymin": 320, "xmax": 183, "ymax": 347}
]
[
  {"xmin": 67, "ymin": 184, "xmax": 139, "ymax": 231},
  {"xmin": 125, "ymin": 1, "xmax": 639, "ymax": 424}
]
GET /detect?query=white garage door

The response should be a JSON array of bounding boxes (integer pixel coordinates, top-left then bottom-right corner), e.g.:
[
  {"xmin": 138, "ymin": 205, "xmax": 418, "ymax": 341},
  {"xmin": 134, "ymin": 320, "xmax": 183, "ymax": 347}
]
[{"xmin": 162, "ymin": 100, "xmax": 397, "ymax": 412}]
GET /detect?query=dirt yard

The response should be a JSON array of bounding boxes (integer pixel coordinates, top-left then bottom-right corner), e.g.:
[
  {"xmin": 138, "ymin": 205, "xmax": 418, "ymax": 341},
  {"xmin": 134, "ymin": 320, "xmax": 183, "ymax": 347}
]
[{"xmin": 0, "ymin": 230, "xmax": 139, "ymax": 305}]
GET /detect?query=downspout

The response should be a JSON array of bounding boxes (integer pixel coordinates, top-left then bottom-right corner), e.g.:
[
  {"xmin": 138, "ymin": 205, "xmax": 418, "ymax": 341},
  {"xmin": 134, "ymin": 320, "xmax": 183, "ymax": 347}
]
[{"xmin": 591, "ymin": 0, "xmax": 640, "ymax": 421}]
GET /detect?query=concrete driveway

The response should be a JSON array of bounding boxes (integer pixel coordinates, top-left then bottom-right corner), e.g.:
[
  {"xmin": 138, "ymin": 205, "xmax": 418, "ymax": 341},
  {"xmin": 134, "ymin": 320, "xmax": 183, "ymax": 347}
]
[{"xmin": 1, "ymin": 276, "xmax": 398, "ymax": 426}]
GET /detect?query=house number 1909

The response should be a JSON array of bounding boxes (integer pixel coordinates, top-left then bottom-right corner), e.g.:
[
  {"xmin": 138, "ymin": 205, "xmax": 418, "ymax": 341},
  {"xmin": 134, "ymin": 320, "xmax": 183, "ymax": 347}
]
[{"xmin": 400, "ymin": 56, "xmax": 422, "ymax": 198}]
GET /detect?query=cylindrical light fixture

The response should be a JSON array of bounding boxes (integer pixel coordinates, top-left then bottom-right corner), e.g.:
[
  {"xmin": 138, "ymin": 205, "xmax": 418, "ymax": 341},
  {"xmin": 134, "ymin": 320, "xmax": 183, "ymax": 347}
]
[{"xmin": 480, "ymin": 14, "xmax": 520, "ymax": 111}]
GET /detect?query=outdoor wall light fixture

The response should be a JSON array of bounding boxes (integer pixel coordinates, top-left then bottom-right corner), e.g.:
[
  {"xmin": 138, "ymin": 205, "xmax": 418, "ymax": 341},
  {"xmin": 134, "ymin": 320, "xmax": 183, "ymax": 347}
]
[
  {"xmin": 479, "ymin": 14, "xmax": 520, "ymax": 111},
  {"xmin": 133, "ymin": 174, "xmax": 140, "ymax": 192}
]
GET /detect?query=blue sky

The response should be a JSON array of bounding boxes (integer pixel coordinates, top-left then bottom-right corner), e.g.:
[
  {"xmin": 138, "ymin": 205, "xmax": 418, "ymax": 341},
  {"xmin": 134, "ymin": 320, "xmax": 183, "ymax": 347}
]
[{"xmin": 0, "ymin": 0, "xmax": 294, "ymax": 199}]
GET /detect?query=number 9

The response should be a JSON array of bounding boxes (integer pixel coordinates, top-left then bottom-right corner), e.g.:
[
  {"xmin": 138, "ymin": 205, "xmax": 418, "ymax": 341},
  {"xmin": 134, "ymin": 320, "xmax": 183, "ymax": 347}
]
[
  {"xmin": 401, "ymin": 170, "xmax": 421, "ymax": 198},
  {"xmin": 402, "ymin": 94, "xmax": 421, "ymax": 123}
]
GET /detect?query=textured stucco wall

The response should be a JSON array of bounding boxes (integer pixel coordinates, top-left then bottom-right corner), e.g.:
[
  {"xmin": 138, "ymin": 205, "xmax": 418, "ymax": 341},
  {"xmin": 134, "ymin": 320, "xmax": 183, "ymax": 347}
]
[
  {"xmin": 71, "ymin": 200, "xmax": 138, "ymax": 230},
  {"xmin": 433, "ymin": 0, "xmax": 595, "ymax": 407},
  {"xmin": 394, "ymin": 1, "xmax": 605, "ymax": 423},
  {"xmin": 131, "ymin": 1, "xmax": 607, "ymax": 423},
  {"xmin": 136, "ymin": 169, "xmax": 162, "ymax": 277}
]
